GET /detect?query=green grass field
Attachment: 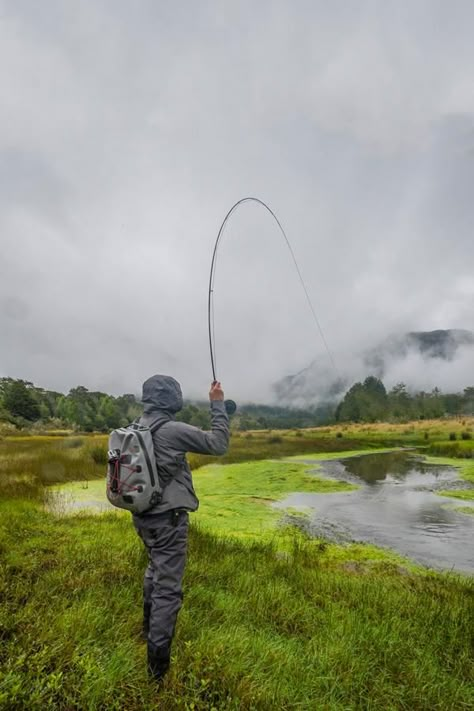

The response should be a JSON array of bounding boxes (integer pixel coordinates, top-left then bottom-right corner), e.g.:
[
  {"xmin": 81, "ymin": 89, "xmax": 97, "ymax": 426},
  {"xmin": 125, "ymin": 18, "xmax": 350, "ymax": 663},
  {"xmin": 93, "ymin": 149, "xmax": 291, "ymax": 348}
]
[{"xmin": 0, "ymin": 423, "xmax": 473, "ymax": 709}]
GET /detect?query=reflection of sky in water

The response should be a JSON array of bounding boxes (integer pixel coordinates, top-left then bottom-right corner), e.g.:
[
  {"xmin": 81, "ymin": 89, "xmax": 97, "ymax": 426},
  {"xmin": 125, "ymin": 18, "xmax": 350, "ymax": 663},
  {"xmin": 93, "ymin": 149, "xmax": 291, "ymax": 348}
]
[
  {"xmin": 276, "ymin": 453, "xmax": 474, "ymax": 573},
  {"xmin": 330, "ymin": 451, "xmax": 457, "ymax": 485}
]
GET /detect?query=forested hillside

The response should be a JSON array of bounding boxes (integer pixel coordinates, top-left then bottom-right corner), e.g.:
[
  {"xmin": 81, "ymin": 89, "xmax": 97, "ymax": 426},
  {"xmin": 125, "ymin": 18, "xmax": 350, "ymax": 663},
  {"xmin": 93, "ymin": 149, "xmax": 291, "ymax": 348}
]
[
  {"xmin": 336, "ymin": 377, "xmax": 474, "ymax": 423},
  {"xmin": 1, "ymin": 375, "xmax": 473, "ymax": 432}
]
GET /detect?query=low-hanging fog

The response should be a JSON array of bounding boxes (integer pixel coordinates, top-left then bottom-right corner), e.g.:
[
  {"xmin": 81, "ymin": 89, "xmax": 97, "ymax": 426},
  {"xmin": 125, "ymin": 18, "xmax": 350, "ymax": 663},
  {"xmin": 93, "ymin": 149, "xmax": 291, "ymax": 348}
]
[{"xmin": 1, "ymin": 1, "xmax": 473, "ymax": 404}]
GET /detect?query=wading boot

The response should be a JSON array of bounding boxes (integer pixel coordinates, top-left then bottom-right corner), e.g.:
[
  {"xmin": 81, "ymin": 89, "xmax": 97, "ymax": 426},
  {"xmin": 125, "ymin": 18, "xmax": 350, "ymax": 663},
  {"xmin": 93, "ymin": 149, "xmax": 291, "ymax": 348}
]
[{"xmin": 147, "ymin": 641, "xmax": 171, "ymax": 684}]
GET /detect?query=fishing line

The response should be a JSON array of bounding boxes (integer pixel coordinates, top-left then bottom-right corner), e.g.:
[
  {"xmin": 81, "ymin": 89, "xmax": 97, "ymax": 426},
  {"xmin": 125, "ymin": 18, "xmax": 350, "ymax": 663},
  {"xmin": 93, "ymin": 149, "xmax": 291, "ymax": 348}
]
[{"xmin": 208, "ymin": 197, "xmax": 338, "ymax": 385}]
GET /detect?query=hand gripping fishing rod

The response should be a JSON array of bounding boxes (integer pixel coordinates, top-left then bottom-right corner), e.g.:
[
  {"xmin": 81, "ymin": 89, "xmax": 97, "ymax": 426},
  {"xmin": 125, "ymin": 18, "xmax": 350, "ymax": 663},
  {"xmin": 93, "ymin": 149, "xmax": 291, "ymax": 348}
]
[{"xmin": 208, "ymin": 197, "xmax": 338, "ymax": 416}]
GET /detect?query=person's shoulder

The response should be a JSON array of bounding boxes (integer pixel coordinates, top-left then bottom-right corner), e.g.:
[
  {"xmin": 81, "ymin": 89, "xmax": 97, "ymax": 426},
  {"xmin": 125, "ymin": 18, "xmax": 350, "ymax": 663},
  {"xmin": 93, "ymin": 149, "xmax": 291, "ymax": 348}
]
[
  {"xmin": 168, "ymin": 420, "xmax": 200, "ymax": 433},
  {"xmin": 159, "ymin": 420, "xmax": 200, "ymax": 437},
  {"xmin": 159, "ymin": 420, "xmax": 205, "ymax": 451}
]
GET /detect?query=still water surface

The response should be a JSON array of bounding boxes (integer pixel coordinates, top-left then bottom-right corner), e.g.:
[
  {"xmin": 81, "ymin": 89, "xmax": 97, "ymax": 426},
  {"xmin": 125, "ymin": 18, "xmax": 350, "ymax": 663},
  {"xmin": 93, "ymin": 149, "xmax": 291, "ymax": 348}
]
[{"xmin": 275, "ymin": 452, "xmax": 474, "ymax": 573}]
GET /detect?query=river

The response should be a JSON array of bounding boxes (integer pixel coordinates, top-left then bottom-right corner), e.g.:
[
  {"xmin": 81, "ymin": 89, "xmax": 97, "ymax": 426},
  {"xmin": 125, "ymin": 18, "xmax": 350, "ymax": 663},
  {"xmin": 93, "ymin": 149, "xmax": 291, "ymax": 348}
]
[{"xmin": 275, "ymin": 451, "xmax": 474, "ymax": 574}]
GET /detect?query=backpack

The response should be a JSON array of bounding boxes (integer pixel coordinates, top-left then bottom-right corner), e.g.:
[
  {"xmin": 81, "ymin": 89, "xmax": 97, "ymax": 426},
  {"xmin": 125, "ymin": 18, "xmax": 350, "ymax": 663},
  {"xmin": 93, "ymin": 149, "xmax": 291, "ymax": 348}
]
[{"xmin": 106, "ymin": 419, "xmax": 166, "ymax": 513}]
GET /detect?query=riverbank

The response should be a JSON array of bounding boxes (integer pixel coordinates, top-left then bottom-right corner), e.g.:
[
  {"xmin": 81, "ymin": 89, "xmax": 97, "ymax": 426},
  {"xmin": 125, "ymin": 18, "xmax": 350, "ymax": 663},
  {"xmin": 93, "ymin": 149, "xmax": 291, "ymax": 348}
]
[
  {"xmin": 1, "ymin": 433, "xmax": 473, "ymax": 709},
  {"xmin": 288, "ymin": 448, "xmax": 474, "ymax": 503},
  {"xmin": 434, "ymin": 458, "xmax": 474, "ymax": 515},
  {"xmin": 48, "ymin": 448, "xmax": 474, "ymax": 568},
  {"xmin": 1, "ymin": 499, "xmax": 473, "ymax": 710}
]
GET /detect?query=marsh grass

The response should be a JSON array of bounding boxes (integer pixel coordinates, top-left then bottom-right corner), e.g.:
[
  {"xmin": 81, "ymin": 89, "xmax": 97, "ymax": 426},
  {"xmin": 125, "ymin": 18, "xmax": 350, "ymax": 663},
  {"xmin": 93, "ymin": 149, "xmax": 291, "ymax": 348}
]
[
  {"xmin": 0, "ymin": 503, "xmax": 472, "ymax": 710},
  {"xmin": 186, "ymin": 433, "xmax": 384, "ymax": 471},
  {"xmin": 193, "ymin": 459, "xmax": 357, "ymax": 539},
  {"xmin": 2, "ymin": 416, "xmax": 472, "ymax": 501},
  {"xmin": 427, "ymin": 440, "xmax": 474, "ymax": 458},
  {"xmin": 0, "ymin": 437, "xmax": 105, "ymax": 500},
  {"xmin": 311, "ymin": 417, "xmax": 474, "ymax": 446},
  {"xmin": 439, "ymin": 488, "xmax": 474, "ymax": 502},
  {"xmin": 0, "ymin": 432, "xmax": 379, "ymax": 502},
  {"xmin": 451, "ymin": 505, "xmax": 474, "ymax": 516},
  {"xmin": 1, "ymin": 426, "xmax": 474, "ymax": 709}
]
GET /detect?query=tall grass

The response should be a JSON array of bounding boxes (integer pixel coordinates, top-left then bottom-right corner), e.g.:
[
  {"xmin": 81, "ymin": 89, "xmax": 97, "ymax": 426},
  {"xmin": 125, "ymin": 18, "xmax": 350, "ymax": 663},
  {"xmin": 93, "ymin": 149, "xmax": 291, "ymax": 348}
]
[
  {"xmin": 427, "ymin": 440, "xmax": 474, "ymax": 459},
  {"xmin": 0, "ymin": 437, "xmax": 106, "ymax": 500},
  {"xmin": 1, "ymin": 429, "xmax": 473, "ymax": 708},
  {"xmin": 0, "ymin": 432, "xmax": 381, "ymax": 502},
  {"xmin": 186, "ymin": 433, "xmax": 386, "ymax": 471},
  {"xmin": 0, "ymin": 502, "xmax": 472, "ymax": 710}
]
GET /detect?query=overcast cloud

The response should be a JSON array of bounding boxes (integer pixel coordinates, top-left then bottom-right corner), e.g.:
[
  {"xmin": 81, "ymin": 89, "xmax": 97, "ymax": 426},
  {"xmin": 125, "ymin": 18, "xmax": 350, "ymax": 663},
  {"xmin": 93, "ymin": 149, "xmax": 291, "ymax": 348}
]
[{"xmin": 1, "ymin": 0, "xmax": 473, "ymax": 402}]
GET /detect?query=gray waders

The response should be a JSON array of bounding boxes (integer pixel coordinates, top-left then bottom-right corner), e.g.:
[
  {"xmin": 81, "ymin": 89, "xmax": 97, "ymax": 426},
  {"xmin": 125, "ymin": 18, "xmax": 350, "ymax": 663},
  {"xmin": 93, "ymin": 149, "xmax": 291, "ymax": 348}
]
[{"xmin": 134, "ymin": 509, "xmax": 189, "ymax": 682}]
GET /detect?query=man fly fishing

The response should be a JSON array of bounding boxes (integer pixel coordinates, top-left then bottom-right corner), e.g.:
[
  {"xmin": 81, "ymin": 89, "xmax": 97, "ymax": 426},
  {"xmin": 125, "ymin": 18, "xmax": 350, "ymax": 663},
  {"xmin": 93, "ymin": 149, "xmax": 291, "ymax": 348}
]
[
  {"xmin": 133, "ymin": 374, "xmax": 229, "ymax": 683},
  {"xmin": 107, "ymin": 197, "xmax": 331, "ymax": 685}
]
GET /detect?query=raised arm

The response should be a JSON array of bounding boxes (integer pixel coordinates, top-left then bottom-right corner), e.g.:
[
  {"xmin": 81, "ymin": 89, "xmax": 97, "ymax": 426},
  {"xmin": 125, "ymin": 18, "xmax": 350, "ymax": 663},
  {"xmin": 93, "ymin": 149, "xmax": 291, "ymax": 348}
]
[{"xmin": 169, "ymin": 382, "xmax": 230, "ymax": 455}]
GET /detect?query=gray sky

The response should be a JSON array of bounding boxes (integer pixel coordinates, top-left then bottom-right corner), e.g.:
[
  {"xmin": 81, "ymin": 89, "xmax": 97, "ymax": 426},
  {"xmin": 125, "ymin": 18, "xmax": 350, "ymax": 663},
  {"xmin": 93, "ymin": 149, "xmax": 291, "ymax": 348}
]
[{"xmin": 1, "ymin": 0, "xmax": 473, "ymax": 402}]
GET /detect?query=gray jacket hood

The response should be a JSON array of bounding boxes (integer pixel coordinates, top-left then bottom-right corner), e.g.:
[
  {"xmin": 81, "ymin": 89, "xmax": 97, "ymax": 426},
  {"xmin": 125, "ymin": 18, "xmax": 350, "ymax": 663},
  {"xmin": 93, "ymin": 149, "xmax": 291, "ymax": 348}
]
[{"xmin": 142, "ymin": 374, "xmax": 183, "ymax": 414}]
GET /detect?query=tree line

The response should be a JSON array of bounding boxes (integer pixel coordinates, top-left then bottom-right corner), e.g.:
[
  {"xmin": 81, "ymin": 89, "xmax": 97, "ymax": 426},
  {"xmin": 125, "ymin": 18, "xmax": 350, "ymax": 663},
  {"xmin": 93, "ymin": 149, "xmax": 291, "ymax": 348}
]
[
  {"xmin": 335, "ymin": 376, "xmax": 474, "ymax": 422},
  {"xmin": 0, "ymin": 379, "xmax": 141, "ymax": 431},
  {"xmin": 0, "ymin": 378, "xmax": 328, "ymax": 431},
  {"xmin": 1, "ymin": 376, "xmax": 473, "ymax": 431}
]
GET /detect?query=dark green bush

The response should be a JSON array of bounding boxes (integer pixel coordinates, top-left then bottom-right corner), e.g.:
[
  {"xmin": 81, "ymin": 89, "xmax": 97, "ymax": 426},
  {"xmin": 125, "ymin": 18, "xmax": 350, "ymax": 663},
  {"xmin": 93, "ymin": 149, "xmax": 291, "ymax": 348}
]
[
  {"xmin": 449, "ymin": 432, "xmax": 457, "ymax": 441},
  {"xmin": 90, "ymin": 446, "xmax": 108, "ymax": 465},
  {"xmin": 461, "ymin": 431, "xmax": 472, "ymax": 440}
]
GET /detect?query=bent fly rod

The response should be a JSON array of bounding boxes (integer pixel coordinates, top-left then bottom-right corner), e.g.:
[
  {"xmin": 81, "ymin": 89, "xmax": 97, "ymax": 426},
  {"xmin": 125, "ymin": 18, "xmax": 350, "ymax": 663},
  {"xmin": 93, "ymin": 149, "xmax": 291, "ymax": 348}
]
[{"xmin": 208, "ymin": 197, "xmax": 337, "ymax": 415}]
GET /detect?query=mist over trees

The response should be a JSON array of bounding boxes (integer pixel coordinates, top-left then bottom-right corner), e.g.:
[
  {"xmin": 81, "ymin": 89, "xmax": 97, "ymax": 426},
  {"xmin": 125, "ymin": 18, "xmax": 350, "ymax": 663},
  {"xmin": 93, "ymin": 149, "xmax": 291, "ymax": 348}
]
[{"xmin": 0, "ymin": 376, "xmax": 473, "ymax": 431}]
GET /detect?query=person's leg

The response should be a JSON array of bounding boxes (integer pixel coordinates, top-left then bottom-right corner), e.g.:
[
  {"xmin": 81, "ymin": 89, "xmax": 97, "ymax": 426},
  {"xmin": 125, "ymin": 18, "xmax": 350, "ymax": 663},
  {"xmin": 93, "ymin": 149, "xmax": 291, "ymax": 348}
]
[
  {"xmin": 135, "ymin": 511, "xmax": 189, "ymax": 682},
  {"xmin": 142, "ymin": 553, "xmax": 154, "ymax": 639},
  {"xmin": 135, "ymin": 523, "xmax": 155, "ymax": 639}
]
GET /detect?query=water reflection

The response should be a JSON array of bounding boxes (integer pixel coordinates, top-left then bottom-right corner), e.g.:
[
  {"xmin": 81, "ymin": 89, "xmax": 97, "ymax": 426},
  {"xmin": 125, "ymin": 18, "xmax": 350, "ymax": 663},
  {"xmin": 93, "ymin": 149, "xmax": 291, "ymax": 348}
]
[
  {"xmin": 324, "ymin": 451, "xmax": 455, "ymax": 487},
  {"xmin": 276, "ymin": 452, "xmax": 474, "ymax": 573}
]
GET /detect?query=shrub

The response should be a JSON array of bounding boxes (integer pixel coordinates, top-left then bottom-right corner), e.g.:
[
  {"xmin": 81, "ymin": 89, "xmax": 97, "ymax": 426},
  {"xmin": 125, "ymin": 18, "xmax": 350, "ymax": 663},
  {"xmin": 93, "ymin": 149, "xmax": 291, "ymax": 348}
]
[
  {"xmin": 336, "ymin": 432, "xmax": 343, "ymax": 439},
  {"xmin": 294, "ymin": 431, "xmax": 303, "ymax": 438},
  {"xmin": 61, "ymin": 437, "xmax": 84, "ymax": 449},
  {"xmin": 267, "ymin": 436, "xmax": 283, "ymax": 444},
  {"xmin": 90, "ymin": 446, "xmax": 108, "ymax": 465},
  {"xmin": 424, "ymin": 432, "xmax": 429, "ymax": 440},
  {"xmin": 0, "ymin": 422, "xmax": 17, "ymax": 437},
  {"xmin": 449, "ymin": 432, "xmax": 457, "ymax": 441},
  {"xmin": 461, "ymin": 431, "xmax": 472, "ymax": 440},
  {"xmin": 427, "ymin": 440, "xmax": 474, "ymax": 459}
]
